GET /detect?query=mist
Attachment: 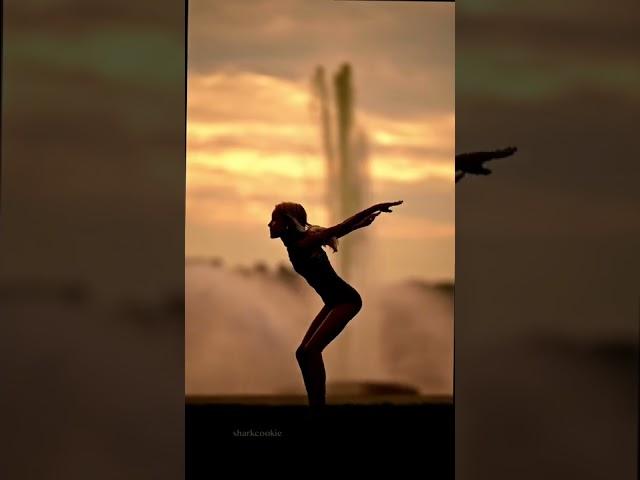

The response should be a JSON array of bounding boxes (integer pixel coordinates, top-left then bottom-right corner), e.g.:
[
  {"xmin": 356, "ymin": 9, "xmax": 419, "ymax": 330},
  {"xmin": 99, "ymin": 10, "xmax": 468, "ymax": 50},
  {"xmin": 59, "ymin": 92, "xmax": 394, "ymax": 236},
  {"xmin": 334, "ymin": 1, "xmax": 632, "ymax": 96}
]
[{"xmin": 185, "ymin": 263, "xmax": 453, "ymax": 397}]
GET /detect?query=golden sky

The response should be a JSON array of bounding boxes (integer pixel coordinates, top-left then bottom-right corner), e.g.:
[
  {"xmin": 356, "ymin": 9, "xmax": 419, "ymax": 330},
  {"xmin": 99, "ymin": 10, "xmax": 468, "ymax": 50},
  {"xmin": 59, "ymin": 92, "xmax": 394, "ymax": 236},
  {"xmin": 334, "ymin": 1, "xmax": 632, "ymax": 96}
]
[{"xmin": 186, "ymin": 1, "xmax": 454, "ymax": 283}]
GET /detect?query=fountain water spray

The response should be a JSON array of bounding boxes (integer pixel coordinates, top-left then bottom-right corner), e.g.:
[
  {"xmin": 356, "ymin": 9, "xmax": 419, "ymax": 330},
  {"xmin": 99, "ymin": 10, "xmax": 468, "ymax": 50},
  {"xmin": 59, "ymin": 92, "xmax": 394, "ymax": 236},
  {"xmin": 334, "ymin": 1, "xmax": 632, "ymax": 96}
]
[{"xmin": 310, "ymin": 64, "xmax": 380, "ymax": 382}]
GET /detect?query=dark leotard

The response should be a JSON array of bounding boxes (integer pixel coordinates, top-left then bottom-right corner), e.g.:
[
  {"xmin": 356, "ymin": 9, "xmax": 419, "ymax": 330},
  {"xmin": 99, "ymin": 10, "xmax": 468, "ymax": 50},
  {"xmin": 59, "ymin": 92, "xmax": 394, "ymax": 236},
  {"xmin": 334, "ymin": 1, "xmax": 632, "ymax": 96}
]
[{"xmin": 286, "ymin": 241, "xmax": 361, "ymax": 307}]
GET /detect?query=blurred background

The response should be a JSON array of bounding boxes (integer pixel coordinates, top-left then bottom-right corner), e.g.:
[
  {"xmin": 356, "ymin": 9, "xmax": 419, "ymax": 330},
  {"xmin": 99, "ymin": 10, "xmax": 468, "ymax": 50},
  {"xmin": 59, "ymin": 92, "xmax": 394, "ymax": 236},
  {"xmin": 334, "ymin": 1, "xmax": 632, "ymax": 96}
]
[
  {"xmin": 456, "ymin": 0, "xmax": 640, "ymax": 478},
  {"xmin": 185, "ymin": 0, "xmax": 454, "ymax": 399},
  {"xmin": 0, "ymin": 1, "xmax": 185, "ymax": 478},
  {"xmin": 2, "ymin": 0, "xmax": 637, "ymax": 476}
]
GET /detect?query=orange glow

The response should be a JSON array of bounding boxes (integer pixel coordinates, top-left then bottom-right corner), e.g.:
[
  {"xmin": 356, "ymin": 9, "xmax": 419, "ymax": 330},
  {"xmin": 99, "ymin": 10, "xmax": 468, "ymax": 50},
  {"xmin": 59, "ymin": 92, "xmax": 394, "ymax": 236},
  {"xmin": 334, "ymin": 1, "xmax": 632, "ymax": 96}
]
[{"xmin": 186, "ymin": 71, "xmax": 454, "ymax": 243}]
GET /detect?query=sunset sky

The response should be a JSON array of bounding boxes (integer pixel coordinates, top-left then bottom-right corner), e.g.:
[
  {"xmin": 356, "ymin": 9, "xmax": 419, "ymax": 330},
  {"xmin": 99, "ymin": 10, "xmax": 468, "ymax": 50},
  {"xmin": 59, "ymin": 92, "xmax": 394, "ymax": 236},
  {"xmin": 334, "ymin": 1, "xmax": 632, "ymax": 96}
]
[{"xmin": 186, "ymin": 0, "xmax": 454, "ymax": 283}]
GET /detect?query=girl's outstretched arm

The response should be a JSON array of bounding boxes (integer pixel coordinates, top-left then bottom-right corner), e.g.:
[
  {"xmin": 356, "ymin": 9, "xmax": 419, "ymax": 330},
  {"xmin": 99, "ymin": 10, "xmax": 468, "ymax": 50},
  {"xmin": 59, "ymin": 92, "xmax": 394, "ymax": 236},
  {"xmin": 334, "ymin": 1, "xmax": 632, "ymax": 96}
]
[{"xmin": 296, "ymin": 201, "xmax": 403, "ymax": 250}]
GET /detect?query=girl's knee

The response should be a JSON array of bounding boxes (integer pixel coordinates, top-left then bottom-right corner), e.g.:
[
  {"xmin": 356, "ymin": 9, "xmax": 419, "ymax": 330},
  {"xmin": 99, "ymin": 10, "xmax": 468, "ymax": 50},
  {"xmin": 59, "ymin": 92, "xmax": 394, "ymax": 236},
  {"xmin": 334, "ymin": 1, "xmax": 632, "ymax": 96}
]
[
  {"xmin": 352, "ymin": 293, "xmax": 363, "ymax": 314},
  {"xmin": 296, "ymin": 345, "xmax": 320, "ymax": 364},
  {"xmin": 295, "ymin": 345, "xmax": 306, "ymax": 363}
]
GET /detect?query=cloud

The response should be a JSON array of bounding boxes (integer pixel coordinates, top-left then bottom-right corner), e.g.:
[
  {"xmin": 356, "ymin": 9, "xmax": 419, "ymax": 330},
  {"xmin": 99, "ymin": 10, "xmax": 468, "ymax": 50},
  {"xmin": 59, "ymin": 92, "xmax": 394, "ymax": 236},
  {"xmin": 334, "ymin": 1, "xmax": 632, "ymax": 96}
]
[
  {"xmin": 188, "ymin": 0, "xmax": 454, "ymax": 118},
  {"xmin": 187, "ymin": 71, "xmax": 453, "ymax": 184},
  {"xmin": 457, "ymin": 2, "xmax": 640, "ymax": 102}
]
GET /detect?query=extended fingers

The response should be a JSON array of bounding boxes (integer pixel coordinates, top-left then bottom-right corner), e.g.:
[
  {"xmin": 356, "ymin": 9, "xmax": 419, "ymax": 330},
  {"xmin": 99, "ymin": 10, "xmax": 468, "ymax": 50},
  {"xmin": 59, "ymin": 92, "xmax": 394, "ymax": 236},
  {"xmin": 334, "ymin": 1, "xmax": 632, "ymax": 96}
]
[{"xmin": 381, "ymin": 201, "xmax": 402, "ymax": 213}]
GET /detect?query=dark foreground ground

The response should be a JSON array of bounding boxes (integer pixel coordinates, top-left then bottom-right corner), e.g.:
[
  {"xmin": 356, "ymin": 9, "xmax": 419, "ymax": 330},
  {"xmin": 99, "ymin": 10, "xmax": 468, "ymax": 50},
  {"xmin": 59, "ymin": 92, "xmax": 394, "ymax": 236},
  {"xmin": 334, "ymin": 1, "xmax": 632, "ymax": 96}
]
[{"xmin": 186, "ymin": 395, "xmax": 453, "ymax": 475}]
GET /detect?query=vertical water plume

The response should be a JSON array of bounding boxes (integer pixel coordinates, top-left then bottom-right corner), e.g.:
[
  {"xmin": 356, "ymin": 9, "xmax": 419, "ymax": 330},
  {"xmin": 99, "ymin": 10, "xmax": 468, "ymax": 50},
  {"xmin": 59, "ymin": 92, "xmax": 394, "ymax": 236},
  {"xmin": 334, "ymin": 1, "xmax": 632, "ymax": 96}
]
[{"xmin": 310, "ymin": 63, "xmax": 372, "ymax": 380}]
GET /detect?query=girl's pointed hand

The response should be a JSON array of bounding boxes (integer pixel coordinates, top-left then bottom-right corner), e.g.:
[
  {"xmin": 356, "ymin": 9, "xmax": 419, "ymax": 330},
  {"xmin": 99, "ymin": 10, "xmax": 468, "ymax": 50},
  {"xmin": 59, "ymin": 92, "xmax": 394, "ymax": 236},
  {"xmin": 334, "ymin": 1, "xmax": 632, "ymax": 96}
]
[{"xmin": 378, "ymin": 200, "xmax": 403, "ymax": 213}]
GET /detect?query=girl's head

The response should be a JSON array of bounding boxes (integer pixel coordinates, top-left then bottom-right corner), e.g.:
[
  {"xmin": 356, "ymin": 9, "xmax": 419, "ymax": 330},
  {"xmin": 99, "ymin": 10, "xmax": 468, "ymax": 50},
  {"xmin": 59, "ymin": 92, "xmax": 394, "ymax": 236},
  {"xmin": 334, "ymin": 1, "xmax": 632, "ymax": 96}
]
[
  {"xmin": 268, "ymin": 202, "xmax": 338, "ymax": 252},
  {"xmin": 268, "ymin": 202, "xmax": 307, "ymax": 238}
]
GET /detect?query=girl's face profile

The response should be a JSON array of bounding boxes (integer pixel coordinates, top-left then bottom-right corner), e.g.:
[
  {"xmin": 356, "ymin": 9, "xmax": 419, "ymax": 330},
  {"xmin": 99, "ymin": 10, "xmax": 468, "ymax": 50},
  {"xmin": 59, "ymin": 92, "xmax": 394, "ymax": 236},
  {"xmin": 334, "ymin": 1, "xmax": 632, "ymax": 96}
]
[{"xmin": 268, "ymin": 210, "xmax": 287, "ymax": 238}]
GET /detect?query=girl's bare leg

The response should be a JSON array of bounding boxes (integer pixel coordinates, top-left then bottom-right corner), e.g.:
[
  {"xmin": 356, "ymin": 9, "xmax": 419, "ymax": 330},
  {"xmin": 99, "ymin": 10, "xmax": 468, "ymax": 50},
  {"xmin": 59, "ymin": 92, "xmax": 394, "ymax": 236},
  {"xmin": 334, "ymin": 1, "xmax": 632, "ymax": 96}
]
[
  {"xmin": 295, "ymin": 300, "xmax": 362, "ymax": 406},
  {"xmin": 299, "ymin": 304, "xmax": 332, "ymax": 347},
  {"xmin": 295, "ymin": 304, "xmax": 332, "ymax": 405}
]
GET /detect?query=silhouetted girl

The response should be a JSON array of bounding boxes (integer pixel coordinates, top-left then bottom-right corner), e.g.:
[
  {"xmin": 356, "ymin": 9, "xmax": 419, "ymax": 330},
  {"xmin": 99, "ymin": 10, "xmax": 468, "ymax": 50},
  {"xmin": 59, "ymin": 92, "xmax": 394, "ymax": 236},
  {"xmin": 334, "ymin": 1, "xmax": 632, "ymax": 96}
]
[{"xmin": 268, "ymin": 200, "xmax": 403, "ymax": 406}]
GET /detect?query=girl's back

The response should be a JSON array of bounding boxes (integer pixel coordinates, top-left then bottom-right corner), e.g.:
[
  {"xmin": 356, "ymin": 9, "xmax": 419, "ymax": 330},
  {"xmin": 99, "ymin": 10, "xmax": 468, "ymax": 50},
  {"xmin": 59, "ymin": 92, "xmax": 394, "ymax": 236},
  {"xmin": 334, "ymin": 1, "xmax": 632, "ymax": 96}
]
[{"xmin": 286, "ymin": 239, "xmax": 357, "ymax": 306}]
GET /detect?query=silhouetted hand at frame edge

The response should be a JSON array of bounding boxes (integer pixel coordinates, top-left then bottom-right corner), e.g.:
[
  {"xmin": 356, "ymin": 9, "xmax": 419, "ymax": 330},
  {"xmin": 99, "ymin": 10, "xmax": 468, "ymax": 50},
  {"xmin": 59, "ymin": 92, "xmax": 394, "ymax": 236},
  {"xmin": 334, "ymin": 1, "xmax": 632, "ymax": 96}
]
[{"xmin": 493, "ymin": 146, "xmax": 518, "ymax": 158}]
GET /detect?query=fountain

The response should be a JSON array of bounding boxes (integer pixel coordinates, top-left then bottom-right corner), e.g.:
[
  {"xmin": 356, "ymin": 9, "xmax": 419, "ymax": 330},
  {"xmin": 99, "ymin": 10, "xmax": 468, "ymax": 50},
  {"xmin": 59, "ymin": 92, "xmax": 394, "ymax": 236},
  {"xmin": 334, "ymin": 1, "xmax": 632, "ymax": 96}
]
[{"xmin": 310, "ymin": 64, "xmax": 382, "ymax": 383}]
